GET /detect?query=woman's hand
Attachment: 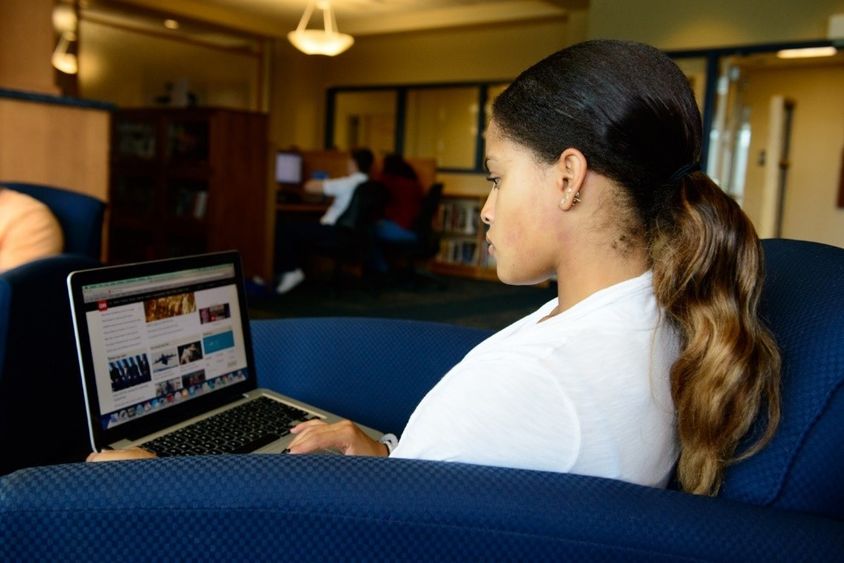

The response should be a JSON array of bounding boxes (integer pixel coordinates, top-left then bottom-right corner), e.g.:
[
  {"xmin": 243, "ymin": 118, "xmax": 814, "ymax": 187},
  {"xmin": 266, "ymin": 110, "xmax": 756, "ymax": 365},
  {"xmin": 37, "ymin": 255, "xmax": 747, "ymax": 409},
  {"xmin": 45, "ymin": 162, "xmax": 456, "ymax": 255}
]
[
  {"xmin": 86, "ymin": 447, "xmax": 157, "ymax": 462},
  {"xmin": 287, "ymin": 419, "xmax": 388, "ymax": 457}
]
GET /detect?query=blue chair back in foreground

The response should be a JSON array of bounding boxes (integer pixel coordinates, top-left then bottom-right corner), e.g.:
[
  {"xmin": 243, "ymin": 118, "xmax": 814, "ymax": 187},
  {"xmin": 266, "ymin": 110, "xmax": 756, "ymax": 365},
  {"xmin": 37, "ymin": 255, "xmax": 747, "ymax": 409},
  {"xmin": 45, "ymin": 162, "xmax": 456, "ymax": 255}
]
[
  {"xmin": 0, "ymin": 254, "xmax": 102, "ymax": 475},
  {"xmin": 1, "ymin": 182, "xmax": 105, "ymax": 260},
  {"xmin": 250, "ymin": 316, "xmax": 491, "ymax": 435},
  {"xmin": 718, "ymin": 239, "xmax": 844, "ymax": 519}
]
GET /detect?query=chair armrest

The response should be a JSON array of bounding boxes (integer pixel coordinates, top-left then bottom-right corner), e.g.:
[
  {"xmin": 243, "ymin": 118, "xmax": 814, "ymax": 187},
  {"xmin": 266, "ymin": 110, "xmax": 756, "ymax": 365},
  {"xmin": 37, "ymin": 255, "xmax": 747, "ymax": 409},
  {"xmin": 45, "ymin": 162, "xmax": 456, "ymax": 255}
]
[
  {"xmin": 2, "ymin": 456, "xmax": 842, "ymax": 560},
  {"xmin": 250, "ymin": 317, "xmax": 492, "ymax": 434}
]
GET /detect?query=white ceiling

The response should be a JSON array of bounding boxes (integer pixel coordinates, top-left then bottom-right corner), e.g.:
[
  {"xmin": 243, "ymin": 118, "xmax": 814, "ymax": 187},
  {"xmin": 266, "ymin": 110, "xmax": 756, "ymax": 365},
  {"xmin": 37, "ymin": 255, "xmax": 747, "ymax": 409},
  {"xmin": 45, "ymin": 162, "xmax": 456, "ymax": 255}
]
[{"xmin": 84, "ymin": 0, "xmax": 584, "ymax": 40}]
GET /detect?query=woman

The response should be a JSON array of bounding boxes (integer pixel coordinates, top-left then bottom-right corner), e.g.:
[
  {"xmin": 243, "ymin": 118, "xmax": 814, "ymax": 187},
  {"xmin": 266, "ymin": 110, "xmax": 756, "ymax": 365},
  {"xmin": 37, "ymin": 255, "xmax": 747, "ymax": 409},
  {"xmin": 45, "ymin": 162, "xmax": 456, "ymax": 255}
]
[
  {"xmin": 285, "ymin": 40, "xmax": 781, "ymax": 495},
  {"xmin": 94, "ymin": 41, "xmax": 781, "ymax": 496}
]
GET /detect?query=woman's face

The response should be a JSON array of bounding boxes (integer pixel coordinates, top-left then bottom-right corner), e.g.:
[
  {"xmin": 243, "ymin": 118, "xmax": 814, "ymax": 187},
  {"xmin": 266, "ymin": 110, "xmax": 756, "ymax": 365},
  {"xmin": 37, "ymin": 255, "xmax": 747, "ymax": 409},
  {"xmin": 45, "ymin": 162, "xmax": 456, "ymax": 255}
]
[{"xmin": 482, "ymin": 121, "xmax": 565, "ymax": 285}]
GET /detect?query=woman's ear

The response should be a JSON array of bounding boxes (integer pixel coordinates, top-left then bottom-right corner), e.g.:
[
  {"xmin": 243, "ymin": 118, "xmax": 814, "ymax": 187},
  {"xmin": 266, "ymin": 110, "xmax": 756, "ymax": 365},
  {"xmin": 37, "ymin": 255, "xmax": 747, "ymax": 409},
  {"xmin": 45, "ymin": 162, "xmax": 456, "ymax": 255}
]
[{"xmin": 556, "ymin": 148, "xmax": 588, "ymax": 211}]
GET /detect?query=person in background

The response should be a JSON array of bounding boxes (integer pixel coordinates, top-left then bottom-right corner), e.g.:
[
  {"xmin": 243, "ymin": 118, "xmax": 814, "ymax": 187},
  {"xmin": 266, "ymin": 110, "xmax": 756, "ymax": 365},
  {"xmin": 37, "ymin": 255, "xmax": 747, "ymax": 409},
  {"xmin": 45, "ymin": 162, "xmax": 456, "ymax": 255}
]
[
  {"xmin": 271, "ymin": 148, "xmax": 374, "ymax": 295},
  {"xmin": 89, "ymin": 41, "xmax": 781, "ymax": 498},
  {"xmin": 0, "ymin": 186, "xmax": 63, "ymax": 272},
  {"xmin": 371, "ymin": 153, "xmax": 424, "ymax": 273}
]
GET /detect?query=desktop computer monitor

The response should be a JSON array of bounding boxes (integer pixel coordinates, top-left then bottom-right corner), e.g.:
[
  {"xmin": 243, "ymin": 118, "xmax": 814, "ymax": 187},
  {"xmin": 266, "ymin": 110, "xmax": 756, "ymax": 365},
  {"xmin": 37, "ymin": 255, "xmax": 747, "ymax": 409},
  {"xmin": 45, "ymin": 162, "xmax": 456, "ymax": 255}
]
[{"xmin": 275, "ymin": 151, "xmax": 303, "ymax": 185}]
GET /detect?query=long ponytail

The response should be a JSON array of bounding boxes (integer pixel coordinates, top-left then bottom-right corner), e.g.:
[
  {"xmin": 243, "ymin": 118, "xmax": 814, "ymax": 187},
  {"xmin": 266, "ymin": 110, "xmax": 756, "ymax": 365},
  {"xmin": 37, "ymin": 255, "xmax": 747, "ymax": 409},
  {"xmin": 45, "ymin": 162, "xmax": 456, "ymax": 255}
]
[
  {"xmin": 650, "ymin": 172, "xmax": 781, "ymax": 495},
  {"xmin": 492, "ymin": 39, "xmax": 782, "ymax": 495}
]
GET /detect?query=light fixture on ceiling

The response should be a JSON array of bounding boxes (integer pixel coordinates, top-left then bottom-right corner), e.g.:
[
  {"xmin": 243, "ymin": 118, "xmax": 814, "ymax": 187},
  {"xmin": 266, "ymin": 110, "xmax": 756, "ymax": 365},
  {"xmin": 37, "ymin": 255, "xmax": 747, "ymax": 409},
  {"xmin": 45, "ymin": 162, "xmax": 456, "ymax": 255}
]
[
  {"xmin": 164, "ymin": 19, "xmax": 180, "ymax": 30},
  {"xmin": 288, "ymin": 0, "xmax": 354, "ymax": 56},
  {"xmin": 776, "ymin": 46, "xmax": 837, "ymax": 59}
]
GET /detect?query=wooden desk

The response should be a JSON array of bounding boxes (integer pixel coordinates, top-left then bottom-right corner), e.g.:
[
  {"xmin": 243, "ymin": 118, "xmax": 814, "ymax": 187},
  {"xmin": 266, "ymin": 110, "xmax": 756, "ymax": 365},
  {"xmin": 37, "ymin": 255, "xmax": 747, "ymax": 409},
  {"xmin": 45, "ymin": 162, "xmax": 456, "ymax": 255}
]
[{"xmin": 276, "ymin": 202, "xmax": 330, "ymax": 214}]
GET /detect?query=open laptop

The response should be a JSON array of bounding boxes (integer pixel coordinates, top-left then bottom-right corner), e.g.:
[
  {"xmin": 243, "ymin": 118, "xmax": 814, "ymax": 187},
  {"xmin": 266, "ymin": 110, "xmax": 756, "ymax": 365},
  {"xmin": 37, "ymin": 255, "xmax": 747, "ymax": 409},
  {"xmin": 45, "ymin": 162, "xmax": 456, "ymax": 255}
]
[{"xmin": 67, "ymin": 250, "xmax": 380, "ymax": 456}]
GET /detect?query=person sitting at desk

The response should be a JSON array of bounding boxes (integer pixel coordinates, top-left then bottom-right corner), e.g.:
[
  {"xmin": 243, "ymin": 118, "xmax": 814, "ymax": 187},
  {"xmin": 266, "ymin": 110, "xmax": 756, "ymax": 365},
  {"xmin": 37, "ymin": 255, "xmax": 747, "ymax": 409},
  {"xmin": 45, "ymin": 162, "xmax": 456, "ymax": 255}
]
[
  {"xmin": 273, "ymin": 148, "xmax": 374, "ymax": 295},
  {"xmin": 371, "ymin": 154, "xmax": 424, "ymax": 273},
  {"xmin": 0, "ymin": 186, "xmax": 63, "ymax": 272}
]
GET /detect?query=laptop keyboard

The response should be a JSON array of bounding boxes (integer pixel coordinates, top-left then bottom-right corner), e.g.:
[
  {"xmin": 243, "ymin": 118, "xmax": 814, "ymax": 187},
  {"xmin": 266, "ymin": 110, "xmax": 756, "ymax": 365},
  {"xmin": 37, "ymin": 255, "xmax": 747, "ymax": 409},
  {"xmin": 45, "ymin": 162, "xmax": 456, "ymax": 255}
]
[{"xmin": 141, "ymin": 396, "xmax": 315, "ymax": 456}]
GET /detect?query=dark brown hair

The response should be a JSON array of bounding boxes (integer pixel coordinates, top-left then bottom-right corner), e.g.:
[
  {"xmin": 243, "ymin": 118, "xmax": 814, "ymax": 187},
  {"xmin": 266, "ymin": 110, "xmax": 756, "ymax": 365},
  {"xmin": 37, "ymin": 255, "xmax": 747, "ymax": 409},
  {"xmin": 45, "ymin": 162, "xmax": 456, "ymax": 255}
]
[{"xmin": 493, "ymin": 40, "xmax": 780, "ymax": 495}]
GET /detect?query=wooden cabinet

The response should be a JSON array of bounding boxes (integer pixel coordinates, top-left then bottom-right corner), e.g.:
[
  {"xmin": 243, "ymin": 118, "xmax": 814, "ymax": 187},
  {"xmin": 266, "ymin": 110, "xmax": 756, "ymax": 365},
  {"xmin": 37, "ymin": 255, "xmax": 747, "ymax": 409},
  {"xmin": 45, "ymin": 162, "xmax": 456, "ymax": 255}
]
[
  {"xmin": 109, "ymin": 108, "xmax": 271, "ymax": 278},
  {"xmin": 430, "ymin": 194, "xmax": 498, "ymax": 281}
]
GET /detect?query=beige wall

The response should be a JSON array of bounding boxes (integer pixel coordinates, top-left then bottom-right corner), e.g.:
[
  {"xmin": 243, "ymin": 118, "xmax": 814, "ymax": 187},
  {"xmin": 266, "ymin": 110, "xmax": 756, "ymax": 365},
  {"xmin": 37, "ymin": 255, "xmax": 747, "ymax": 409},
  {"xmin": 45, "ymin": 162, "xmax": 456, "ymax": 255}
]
[
  {"xmin": 588, "ymin": 0, "xmax": 844, "ymax": 49},
  {"xmin": 740, "ymin": 63, "xmax": 844, "ymax": 247},
  {"xmin": 0, "ymin": 98, "xmax": 110, "ymax": 200},
  {"xmin": 0, "ymin": 0, "xmax": 57, "ymax": 94},
  {"xmin": 268, "ymin": 41, "xmax": 329, "ymax": 151},
  {"xmin": 78, "ymin": 19, "xmax": 262, "ymax": 110},
  {"xmin": 269, "ymin": 14, "xmax": 588, "ymax": 195},
  {"xmin": 0, "ymin": 0, "xmax": 109, "ymax": 211}
]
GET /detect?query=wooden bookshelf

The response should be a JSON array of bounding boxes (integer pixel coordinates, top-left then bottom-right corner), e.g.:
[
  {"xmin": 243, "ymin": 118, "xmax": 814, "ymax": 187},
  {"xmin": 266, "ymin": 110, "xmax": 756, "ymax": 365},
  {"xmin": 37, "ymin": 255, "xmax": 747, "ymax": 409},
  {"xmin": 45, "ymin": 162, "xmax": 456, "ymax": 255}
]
[
  {"xmin": 108, "ymin": 107, "xmax": 270, "ymax": 279},
  {"xmin": 430, "ymin": 193, "xmax": 498, "ymax": 281}
]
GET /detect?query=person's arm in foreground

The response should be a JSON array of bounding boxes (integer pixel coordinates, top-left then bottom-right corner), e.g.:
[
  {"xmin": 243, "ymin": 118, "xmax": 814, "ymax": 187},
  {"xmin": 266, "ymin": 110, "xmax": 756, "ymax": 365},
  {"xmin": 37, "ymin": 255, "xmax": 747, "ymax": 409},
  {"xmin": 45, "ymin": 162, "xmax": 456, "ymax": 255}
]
[
  {"xmin": 85, "ymin": 419, "xmax": 386, "ymax": 462},
  {"xmin": 87, "ymin": 447, "xmax": 157, "ymax": 462},
  {"xmin": 288, "ymin": 419, "xmax": 388, "ymax": 456}
]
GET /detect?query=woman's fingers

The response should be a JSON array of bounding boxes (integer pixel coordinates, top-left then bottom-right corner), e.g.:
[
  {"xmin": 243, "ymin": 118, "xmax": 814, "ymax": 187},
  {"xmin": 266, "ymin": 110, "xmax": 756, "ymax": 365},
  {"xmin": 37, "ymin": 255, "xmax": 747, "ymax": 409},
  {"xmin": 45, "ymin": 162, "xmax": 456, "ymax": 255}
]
[{"xmin": 287, "ymin": 420, "xmax": 386, "ymax": 456}]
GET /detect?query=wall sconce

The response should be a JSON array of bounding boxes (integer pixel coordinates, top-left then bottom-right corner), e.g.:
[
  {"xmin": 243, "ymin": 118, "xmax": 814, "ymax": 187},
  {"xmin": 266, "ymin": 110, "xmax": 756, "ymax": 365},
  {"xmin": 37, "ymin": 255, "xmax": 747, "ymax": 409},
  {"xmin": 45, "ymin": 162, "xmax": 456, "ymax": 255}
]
[
  {"xmin": 52, "ymin": 4, "xmax": 78, "ymax": 74},
  {"xmin": 52, "ymin": 32, "xmax": 78, "ymax": 74},
  {"xmin": 288, "ymin": 0, "xmax": 354, "ymax": 56}
]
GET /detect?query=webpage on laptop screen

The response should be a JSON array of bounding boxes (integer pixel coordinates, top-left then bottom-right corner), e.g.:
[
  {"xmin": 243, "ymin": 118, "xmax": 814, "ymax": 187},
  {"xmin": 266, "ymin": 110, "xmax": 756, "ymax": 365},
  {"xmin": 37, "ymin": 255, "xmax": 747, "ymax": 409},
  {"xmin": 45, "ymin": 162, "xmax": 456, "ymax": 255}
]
[{"xmin": 81, "ymin": 264, "xmax": 248, "ymax": 431}]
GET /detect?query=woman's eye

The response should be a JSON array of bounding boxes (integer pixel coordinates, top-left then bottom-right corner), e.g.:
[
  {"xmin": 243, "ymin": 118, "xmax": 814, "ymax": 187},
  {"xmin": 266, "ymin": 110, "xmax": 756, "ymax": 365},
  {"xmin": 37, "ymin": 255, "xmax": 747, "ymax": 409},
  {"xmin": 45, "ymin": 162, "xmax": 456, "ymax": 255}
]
[{"xmin": 486, "ymin": 176, "xmax": 501, "ymax": 189}]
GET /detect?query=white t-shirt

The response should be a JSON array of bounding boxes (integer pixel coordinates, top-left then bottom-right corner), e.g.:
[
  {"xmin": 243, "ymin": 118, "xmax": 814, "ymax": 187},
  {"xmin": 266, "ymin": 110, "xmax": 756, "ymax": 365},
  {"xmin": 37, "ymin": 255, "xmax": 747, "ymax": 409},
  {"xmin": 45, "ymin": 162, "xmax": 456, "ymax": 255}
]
[
  {"xmin": 320, "ymin": 172, "xmax": 368, "ymax": 225},
  {"xmin": 392, "ymin": 271, "xmax": 680, "ymax": 488}
]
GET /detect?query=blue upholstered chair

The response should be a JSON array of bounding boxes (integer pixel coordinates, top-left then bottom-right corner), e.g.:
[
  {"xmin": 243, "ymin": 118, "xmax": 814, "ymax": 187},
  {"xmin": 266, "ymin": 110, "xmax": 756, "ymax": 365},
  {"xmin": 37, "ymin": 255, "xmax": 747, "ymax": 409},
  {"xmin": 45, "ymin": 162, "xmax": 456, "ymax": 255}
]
[
  {"xmin": 0, "ymin": 254, "xmax": 102, "ymax": 475},
  {"xmin": 0, "ymin": 239, "xmax": 842, "ymax": 560},
  {"xmin": 1, "ymin": 182, "xmax": 105, "ymax": 259}
]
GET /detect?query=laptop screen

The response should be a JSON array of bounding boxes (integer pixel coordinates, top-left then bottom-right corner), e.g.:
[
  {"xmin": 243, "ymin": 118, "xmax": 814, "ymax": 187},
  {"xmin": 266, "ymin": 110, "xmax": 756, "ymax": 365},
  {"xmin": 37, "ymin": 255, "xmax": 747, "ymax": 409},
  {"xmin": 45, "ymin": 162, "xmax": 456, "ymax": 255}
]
[{"xmin": 68, "ymin": 252, "xmax": 257, "ymax": 448}]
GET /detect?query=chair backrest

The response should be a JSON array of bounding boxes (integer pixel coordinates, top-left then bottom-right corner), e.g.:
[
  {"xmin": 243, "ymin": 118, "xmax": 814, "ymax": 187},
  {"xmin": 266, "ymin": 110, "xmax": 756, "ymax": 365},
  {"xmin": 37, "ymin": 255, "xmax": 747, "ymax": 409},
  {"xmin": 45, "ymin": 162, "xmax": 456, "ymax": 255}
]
[
  {"xmin": 1, "ymin": 182, "xmax": 105, "ymax": 260},
  {"xmin": 411, "ymin": 182, "xmax": 444, "ymax": 258},
  {"xmin": 334, "ymin": 180, "xmax": 388, "ymax": 234},
  {"xmin": 0, "ymin": 253, "xmax": 102, "ymax": 475},
  {"xmin": 719, "ymin": 239, "xmax": 844, "ymax": 520},
  {"xmin": 250, "ymin": 317, "xmax": 492, "ymax": 435}
]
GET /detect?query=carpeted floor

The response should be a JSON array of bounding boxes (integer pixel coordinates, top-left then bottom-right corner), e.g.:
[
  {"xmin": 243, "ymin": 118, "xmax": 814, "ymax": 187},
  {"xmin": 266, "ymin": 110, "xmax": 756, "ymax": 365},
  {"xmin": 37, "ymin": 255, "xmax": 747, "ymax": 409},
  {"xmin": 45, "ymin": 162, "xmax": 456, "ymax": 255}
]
[{"xmin": 247, "ymin": 274, "xmax": 557, "ymax": 331}]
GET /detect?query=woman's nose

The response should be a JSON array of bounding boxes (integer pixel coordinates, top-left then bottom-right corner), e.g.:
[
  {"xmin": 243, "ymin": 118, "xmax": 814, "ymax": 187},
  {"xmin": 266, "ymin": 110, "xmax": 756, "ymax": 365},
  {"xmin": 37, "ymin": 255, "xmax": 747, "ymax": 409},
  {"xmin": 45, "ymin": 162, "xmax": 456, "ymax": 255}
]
[{"xmin": 480, "ymin": 191, "xmax": 495, "ymax": 225}]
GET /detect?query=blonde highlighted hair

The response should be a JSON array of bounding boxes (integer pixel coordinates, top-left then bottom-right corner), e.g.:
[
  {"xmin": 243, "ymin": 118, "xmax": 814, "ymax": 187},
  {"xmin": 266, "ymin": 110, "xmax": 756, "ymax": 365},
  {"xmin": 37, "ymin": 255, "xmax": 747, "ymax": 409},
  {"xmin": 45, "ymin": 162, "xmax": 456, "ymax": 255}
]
[{"xmin": 651, "ymin": 175, "xmax": 780, "ymax": 494}]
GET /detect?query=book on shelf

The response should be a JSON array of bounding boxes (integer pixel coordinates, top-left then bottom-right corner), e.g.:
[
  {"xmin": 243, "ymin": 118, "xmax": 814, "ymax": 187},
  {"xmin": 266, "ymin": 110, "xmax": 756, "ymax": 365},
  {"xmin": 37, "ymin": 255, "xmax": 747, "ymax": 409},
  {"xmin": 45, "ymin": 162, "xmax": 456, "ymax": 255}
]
[
  {"xmin": 437, "ymin": 237, "xmax": 479, "ymax": 266},
  {"xmin": 435, "ymin": 199, "xmax": 480, "ymax": 235},
  {"xmin": 116, "ymin": 122, "xmax": 156, "ymax": 160},
  {"xmin": 173, "ymin": 189, "xmax": 208, "ymax": 219}
]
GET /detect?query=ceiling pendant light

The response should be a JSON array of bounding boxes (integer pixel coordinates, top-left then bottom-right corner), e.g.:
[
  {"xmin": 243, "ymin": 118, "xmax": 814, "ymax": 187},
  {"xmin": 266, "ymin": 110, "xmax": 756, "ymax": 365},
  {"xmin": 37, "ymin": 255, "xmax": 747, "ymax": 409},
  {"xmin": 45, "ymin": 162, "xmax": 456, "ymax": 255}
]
[{"xmin": 288, "ymin": 0, "xmax": 354, "ymax": 56}]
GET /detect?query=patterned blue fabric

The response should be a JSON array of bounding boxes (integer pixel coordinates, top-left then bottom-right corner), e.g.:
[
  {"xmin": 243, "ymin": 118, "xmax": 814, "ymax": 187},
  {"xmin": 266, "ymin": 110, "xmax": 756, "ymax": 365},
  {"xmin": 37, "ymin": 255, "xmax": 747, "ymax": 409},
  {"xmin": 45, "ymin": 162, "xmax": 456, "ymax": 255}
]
[
  {"xmin": 251, "ymin": 317, "xmax": 491, "ymax": 435},
  {"xmin": 720, "ymin": 239, "xmax": 844, "ymax": 519},
  {"xmin": 2, "ymin": 241, "xmax": 844, "ymax": 559},
  {"xmin": 1, "ymin": 182, "xmax": 105, "ymax": 259},
  {"xmin": 1, "ymin": 455, "xmax": 842, "ymax": 561},
  {"xmin": 0, "ymin": 254, "xmax": 102, "ymax": 474}
]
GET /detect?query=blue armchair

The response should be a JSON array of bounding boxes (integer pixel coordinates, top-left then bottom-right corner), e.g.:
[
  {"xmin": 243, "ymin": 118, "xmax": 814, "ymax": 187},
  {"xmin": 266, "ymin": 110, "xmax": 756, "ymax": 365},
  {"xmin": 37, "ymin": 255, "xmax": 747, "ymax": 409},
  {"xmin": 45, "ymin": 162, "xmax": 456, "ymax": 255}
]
[
  {"xmin": 1, "ymin": 182, "xmax": 105, "ymax": 260},
  {"xmin": 0, "ymin": 254, "xmax": 102, "ymax": 475},
  {"xmin": 0, "ymin": 239, "xmax": 842, "ymax": 560}
]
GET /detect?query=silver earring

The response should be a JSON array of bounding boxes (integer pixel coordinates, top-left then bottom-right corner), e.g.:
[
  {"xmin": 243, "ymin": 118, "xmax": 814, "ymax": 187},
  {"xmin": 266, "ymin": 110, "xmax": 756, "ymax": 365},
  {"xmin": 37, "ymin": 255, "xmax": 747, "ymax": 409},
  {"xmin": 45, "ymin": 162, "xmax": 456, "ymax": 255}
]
[{"xmin": 572, "ymin": 192, "xmax": 582, "ymax": 205}]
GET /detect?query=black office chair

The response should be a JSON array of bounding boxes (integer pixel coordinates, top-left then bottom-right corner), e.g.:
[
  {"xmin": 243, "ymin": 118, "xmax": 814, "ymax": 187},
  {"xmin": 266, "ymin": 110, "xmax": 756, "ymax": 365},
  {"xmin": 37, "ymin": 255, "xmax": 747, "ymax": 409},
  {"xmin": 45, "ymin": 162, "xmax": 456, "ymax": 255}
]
[
  {"xmin": 381, "ymin": 182, "xmax": 446, "ymax": 289},
  {"xmin": 312, "ymin": 179, "xmax": 388, "ymax": 290}
]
